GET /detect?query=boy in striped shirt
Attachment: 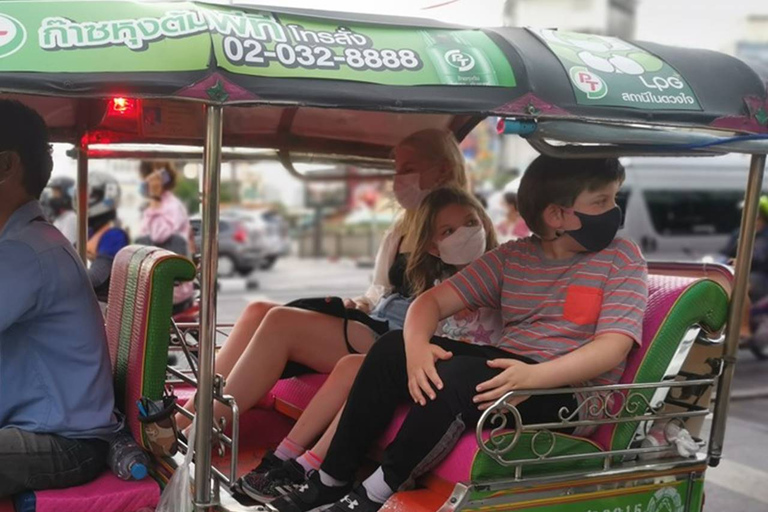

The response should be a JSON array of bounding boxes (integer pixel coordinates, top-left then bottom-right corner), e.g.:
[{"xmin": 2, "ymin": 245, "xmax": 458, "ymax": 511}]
[{"xmin": 269, "ymin": 156, "xmax": 648, "ymax": 512}]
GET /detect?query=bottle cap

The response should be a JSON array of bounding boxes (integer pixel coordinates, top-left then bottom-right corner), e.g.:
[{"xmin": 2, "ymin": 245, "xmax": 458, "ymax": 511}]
[{"xmin": 130, "ymin": 463, "xmax": 148, "ymax": 480}]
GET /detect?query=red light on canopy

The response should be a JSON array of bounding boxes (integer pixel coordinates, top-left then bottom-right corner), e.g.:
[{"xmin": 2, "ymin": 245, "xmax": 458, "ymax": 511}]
[{"xmin": 108, "ymin": 97, "xmax": 138, "ymax": 117}]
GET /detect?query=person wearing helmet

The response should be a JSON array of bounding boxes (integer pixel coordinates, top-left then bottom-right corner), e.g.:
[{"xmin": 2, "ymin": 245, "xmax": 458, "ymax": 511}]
[
  {"xmin": 41, "ymin": 176, "xmax": 78, "ymax": 245},
  {"xmin": 82, "ymin": 171, "xmax": 129, "ymax": 302},
  {"xmin": 722, "ymin": 195, "xmax": 768, "ymax": 301}
]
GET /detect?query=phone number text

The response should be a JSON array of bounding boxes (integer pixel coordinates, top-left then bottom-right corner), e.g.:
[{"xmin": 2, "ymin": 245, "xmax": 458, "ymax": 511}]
[{"xmin": 223, "ymin": 37, "xmax": 424, "ymax": 72}]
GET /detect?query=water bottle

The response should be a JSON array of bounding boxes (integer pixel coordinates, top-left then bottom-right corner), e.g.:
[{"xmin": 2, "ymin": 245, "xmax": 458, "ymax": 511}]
[{"xmin": 108, "ymin": 430, "xmax": 150, "ymax": 480}]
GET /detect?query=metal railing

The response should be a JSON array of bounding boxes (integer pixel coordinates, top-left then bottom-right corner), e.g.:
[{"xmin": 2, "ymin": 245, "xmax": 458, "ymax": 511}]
[
  {"xmin": 166, "ymin": 321, "xmax": 241, "ymax": 489},
  {"xmin": 476, "ymin": 374, "xmax": 716, "ymax": 480}
]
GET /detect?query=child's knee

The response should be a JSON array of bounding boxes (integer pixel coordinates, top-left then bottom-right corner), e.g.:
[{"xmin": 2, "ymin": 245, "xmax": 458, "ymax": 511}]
[
  {"xmin": 329, "ymin": 355, "xmax": 364, "ymax": 389},
  {"xmin": 243, "ymin": 301, "xmax": 273, "ymax": 322},
  {"xmin": 335, "ymin": 354, "xmax": 364, "ymax": 373},
  {"xmin": 262, "ymin": 305, "xmax": 295, "ymax": 327}
]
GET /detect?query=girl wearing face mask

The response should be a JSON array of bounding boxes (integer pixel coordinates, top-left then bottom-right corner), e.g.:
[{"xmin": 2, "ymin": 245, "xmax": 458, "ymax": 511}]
[
  {"xmin": 236, "ymin": 188, "xmax": 501, "ymax": 502},
  {"xmin": 176, "ymin": 129, "xmax": 470, "ymax": 431}
]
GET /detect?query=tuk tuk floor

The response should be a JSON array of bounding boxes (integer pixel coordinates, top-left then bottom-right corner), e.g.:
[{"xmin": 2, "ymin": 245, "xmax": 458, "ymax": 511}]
[{"xmin": 206, "ymin": 405, "xmax": 451, "ymax": 511}]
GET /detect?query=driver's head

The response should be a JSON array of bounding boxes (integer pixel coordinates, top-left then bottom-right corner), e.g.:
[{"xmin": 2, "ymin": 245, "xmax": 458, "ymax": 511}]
[{"xmin": 0, "ymin": 100, "xmax": 53, "ymax": 201}]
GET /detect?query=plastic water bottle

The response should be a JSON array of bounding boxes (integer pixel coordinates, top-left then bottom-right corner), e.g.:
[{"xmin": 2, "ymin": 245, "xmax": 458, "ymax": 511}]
[{"xmin": 108, "ymin": 430, "xmax": 150, "ymax": 480}]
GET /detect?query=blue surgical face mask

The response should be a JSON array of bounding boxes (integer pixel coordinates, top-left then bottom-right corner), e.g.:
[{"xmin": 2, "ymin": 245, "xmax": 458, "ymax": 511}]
[{"xmin": 139, "ymin": 182, "xmax": 149, "ymax": 198}]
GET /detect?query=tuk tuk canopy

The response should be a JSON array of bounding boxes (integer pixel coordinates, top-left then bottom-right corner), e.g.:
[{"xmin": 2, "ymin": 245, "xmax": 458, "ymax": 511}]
[{"xmin": 0, "ymin": 0, "xmax": 766, "ymax": 157}]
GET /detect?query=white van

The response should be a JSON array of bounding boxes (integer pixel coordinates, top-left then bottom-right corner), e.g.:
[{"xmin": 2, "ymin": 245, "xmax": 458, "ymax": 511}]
[{"xmin": 618, "ymin": 154, "xmax": 761, "ymax": 261}]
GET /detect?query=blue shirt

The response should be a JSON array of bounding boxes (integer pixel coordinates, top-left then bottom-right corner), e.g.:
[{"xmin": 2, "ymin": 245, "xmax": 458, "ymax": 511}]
[{"xmin": 0, "ymin": 201, "xmax": 120, "ymax": 439}]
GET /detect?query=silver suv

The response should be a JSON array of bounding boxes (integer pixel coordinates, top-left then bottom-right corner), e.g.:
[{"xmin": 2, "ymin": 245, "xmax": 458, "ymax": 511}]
[
  {"xmin": 190, "ymin": 214, "xmax": 266, "ymax": 277},
  {"xmin": 223, "ymin": 208, "xmax": 291, "ymax": 270}
]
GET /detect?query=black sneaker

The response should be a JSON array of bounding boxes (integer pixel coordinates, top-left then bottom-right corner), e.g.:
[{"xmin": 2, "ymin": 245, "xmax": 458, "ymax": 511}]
[
  {"xmin": 328, "ymin": 487, "xmax": 383, "ymax": 512},
  {"xmin": 232, "ymin": 451, "xmax": 282, "ymax": 494},
  {"xmin": 267, "ymin": 471, "xmax": 351, "ymax": 512},
  {"xmin": 241, "ymin": 458, "xmax": 307, "ymax": 502}
]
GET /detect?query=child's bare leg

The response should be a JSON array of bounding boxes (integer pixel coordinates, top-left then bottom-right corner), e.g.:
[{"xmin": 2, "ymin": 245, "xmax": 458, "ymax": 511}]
[
  {"xmin": 309, "ymin": 404, "xmax": 343, "ymax": 461},
  {"xmin": 176, "ymin": 301, "xmax": 278, "ymax": 426},
  {"xmin": 287, "ymin": 355, "xmax": 364, "ymax": 449},
  {"xmin": 217, "ymin": 301, "xmax": 280, "ymax": 378},
  {"xmin": 206, "ymin": 307, "xmax": 376, "ymax": 429}
]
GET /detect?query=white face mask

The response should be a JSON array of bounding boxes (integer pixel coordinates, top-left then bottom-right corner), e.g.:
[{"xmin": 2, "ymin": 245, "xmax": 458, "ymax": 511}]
[
  {"xmin": 437, "ymin": 225, "xmax": 486, "ymax": 265},
  {"xmin": 393, "ymin": 172, "xmax": 431, "ymax": 210}
]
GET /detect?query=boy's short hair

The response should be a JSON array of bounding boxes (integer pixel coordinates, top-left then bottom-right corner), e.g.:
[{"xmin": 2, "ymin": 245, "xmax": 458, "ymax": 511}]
[
  {"xmin": 518, "ymin": 155, "xmax": 625, "ymax": 235},
  {"xmin": 0, "ymin": 100, "xmax": 52, "ymax": 198}
]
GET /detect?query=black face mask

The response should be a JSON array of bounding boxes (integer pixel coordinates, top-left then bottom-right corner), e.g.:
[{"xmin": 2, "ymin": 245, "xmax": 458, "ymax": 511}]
[{"xmin": 563, "ymin": 206, "xmax": 622, "ymax": 252}]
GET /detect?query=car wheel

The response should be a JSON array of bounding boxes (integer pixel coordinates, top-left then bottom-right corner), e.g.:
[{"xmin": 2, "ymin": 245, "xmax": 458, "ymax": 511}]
[
  {"xmin": 260, "ymin": 256, "xmax": 277, "ymax": 270},
  {"xmin": 218, "ymin": 255, "xmax": 236, "ymax": 277},
  {"xmin": 236, "ymin": 266, "xmax": 255, "ymax": 277}
]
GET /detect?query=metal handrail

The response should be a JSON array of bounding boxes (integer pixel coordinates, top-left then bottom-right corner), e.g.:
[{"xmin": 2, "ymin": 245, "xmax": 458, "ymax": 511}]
[{"xmin": 476, "ymin": 379, "xmax": 714, "ymax": 476}]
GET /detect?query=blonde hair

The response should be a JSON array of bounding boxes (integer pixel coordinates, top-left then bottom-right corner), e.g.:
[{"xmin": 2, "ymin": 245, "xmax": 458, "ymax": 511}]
[
  {"xmin": 392, "ymin": 129, "xmax": 470, "ymax": 246},
  {"xmin": 405, "ymin": 187, "xmax": 498, "ymax": 297}
]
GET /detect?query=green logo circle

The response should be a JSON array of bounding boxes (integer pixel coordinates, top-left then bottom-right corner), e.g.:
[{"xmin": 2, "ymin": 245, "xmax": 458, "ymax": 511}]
[{"xmin": 0, "ymin": 14, "xmax": 26, "ymax": 59}]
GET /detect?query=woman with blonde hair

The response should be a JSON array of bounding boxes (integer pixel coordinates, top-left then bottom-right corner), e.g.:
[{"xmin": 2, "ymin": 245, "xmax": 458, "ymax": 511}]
[{"xmin": 176, "ymin": 129, "xmax": 470, "ymax": 430}]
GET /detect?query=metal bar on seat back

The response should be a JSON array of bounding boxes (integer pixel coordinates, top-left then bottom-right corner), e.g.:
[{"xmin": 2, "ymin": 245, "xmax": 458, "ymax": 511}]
[
  {"xmin": 709, "ymin": 153, "xmax": 767, "ymax": 466},
  {"xmin": 194, "ymin": 105, "xmax": 223, "ymax": 510}
]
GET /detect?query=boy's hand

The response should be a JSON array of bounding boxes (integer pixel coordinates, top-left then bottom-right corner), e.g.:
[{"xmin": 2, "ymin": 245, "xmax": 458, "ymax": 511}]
[
  {"xmin": 474, "ymin": 359, "xmax": 539, "ymax": 410},
  {"xmin": 406, "ymin": 344, "xmax": 453, "ymax": 406}
]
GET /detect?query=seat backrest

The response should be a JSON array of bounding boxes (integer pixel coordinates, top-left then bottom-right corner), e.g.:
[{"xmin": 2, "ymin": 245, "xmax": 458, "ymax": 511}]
[
  {"xmin": 591, "ymin": 274, "xmax": 728, "ymax": 451},
  {"xmin": 106, "ymin": 245, "xmax": 196, "ymax": 451}
]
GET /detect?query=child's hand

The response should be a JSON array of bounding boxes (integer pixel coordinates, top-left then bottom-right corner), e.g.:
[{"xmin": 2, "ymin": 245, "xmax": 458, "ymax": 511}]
[
  {"xmin": 406, "ymin": 344, "xmax": 453, "ymax": 406},
  {"xmin": 474, "ymin": 359, "xmax": 538, "ymax": 410}
]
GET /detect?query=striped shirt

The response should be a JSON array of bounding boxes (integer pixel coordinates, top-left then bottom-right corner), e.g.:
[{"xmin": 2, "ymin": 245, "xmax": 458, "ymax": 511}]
[{"xmin": 446, "ymin": 236, "xmax": 648, "ymax": 391}]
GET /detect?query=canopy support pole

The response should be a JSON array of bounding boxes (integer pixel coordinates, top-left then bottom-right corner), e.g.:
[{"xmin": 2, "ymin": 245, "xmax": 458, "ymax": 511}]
[
  {"xmin": 709, "ymin": 153, "xmax": 766, "ymax": 466},
  {"xmin": 194, "ymin": 105, "xmax": 223, "ymax": 511},
  {"xmin": 76, "ymin": 139, "xmax": 88, "ymax": 263}
]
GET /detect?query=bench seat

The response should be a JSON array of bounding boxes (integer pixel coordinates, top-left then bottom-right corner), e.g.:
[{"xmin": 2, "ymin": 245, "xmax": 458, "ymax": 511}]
[{"xmin": 266, "ymin": 274, "xmax": 728, "ymax": 485}]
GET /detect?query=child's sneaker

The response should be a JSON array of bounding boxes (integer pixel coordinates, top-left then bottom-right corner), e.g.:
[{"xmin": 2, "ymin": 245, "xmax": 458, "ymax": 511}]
[
  {"xmin": 267, "ymin": 471, "xmax": 351, "ymax": 512},
  {"xmin": 241, "ymin": 458, "xmax": 306, "ymax": 502},
  {"xmin": 232, "ymin": 450, "xmax": 283, "ymax": 494},
  {"xmin": 327, "ymin": 487, "xmax": 383, "ymax": 512}
]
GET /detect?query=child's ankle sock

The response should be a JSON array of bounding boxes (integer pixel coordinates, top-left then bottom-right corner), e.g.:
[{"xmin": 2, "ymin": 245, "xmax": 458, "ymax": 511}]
[
  {"xmin": 362, "ymin": 467, "xmax": 394, "ymax": 504},
  {"xmin": 296, "ymin": 450, "xmax": 323, "ymax": 475},
  {"xmin": 318, "ymin": 469, "xmax": 347, "ymax": 488},
  {"xmin": 274, "ymin": 437, "xmax": 305, "ymax": 462}
]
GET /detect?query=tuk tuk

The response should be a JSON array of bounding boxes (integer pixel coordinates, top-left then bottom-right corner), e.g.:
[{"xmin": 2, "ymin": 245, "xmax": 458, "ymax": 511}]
[{"xmin": 0, "ymin": 2, "xmax": 766, "ymax": 512}]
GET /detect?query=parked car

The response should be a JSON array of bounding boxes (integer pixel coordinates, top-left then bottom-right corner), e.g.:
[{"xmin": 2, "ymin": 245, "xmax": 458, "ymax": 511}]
[
  {"xmin": 190, "ymin": 214, "xmax": 265, "ymax": 277},
  {"xmin": 618, "ymin": 154, "xmax": 765, "ymax": 261},
  {"xmin": 223, "ymin": 208, "xmax": 291, "ymax": 270}
]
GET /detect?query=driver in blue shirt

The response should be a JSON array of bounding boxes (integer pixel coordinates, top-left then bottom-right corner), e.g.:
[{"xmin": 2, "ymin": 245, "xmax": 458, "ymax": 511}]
[{"xmin": 0, "ymin": 100, "xmax": 121, "ymax": 497}]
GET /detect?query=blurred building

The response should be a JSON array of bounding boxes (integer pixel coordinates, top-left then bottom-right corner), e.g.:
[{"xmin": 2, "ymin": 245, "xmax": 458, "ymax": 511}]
[{"xmin": 503, "ymin": 0, "xmax": 636, "ymax": 38}]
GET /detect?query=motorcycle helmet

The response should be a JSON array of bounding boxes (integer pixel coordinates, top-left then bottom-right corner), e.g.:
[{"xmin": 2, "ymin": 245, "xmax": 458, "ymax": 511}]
[
  {"xmin": 73, "ymin": 171, "xmax": 121, "ymax": 233},
  {"xmin": 41, "ymin": 176, "xmax": 75, "ymax": 221}
]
